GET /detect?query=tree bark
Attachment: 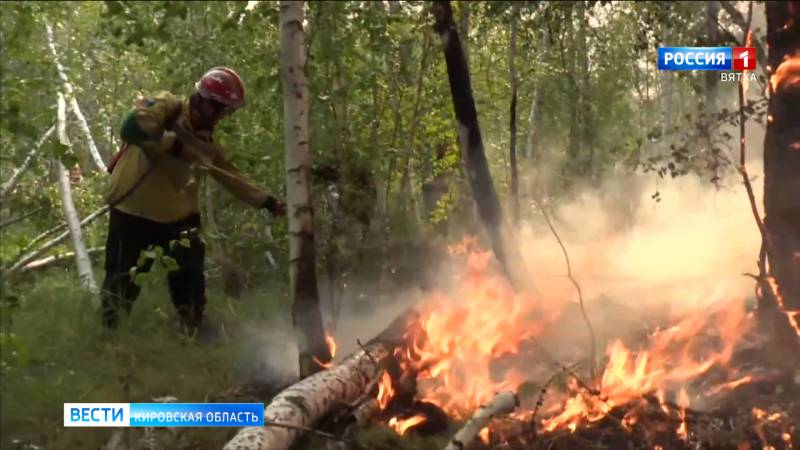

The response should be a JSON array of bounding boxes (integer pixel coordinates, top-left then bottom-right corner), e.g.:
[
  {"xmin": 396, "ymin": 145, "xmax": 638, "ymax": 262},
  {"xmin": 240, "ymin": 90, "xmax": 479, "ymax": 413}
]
[
  {"xmin": 279, "ymin": 0, "xmax": 331, "ymax": 379},
  {"xmin": 508, "ymin": 4, "xmax": 520, "ymax": 225},
  {"xmin": 0, "ymin": 125, "xmax": 55, "ymax": 199},
  {"xmin": 431, "ymin": 1, "xmax": 536, "ymax": 294},
  {"xmin": 763, "ymin": 2, "xmax": 800, "ymax": 311},
  {"xmin": 55, "ymin": 93, "xmax": 98, "ymax": 293},
  {"xmin": 46, "ymin": 22, "xmax": 105, "ymax": 172},
  {"xmin": 224, "ymin": 310, "xmax": 419, "ymax": 450}
]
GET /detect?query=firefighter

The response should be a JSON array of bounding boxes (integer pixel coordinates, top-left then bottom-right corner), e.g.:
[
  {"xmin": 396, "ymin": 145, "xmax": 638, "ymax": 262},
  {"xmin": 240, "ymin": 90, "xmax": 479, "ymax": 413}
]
[{"xmin": 102, "ymin": 67, "xmax": 285, "ymax": 335}]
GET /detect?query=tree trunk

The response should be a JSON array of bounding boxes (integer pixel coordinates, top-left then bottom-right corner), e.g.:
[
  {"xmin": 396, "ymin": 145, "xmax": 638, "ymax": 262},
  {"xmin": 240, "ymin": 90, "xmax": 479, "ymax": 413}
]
[
  {"xmin": 763, "ymin": 2, "xmax": 800, "ymax": 311},
  {"xmin": 279, "ymin": 0, "xmax": 331, "ymax": 379},
  {"xmin": 224, "ymin": 310, "xmax": 419, "ymax": 450},
  {"xmin": 508, "ymin": 4, "xmax": 520, "ymax": 225},
  {"xmin": 431, "ymin": 1, "xmax": 536, "ymax": 294},
  {"xmin": 0, "ymin": 125, "xmax": 55, "ymax": 199},
  {"xmin": 458, "ymin": 1, "xmax": 470, "ymax": 68},
  {"xmin": 46, "ymin": 22, "xmax": 105, "ymax": 172},
  {"xmin": 55, "ymin": 93, "xmax": 98, "ymax": 293},
  {"xmin": 525, "ymin": 27, "xmax": 547, "ymax": 162}
]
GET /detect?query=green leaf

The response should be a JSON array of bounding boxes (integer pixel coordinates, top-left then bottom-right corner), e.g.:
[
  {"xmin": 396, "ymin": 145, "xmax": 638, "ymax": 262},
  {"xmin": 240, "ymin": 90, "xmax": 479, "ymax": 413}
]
[{"xmin": 160, "ymin": 255, "xmax": 179, "ymax": 272}]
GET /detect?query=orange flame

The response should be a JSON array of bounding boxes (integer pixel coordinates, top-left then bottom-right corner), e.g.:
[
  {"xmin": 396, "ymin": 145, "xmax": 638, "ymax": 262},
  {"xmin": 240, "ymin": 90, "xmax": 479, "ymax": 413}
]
[
  {"xmin": 676, "ymin": 387, "xmax": 690, "ymax": 440},
  {"xmin": 377, "ymin": 371, "xmax": 395, "ymax": 410},
  {"xmin": 705, "ymin": 374, "xmax": 754, "ymax": 396},
  {"xmin": 769, "ymin": 53, "xmax": 800, "ymax": 93},
  {"xmin": 398, "ymin": 240, "xmax": 765, "ymax": 439},
  {"xmin": 400, "ymin": 242, "xmax": 563, "ymax": 418},
  {"xmin": 541, "ymin": 298, "xmax": 749, "ymax": 433},
  {"xmin": 388, "ymin": 414, "xmax": 426, "ymax": 435},
  {"xmin": 312, "ymin": 334, "xmax": 337, "ymax": 369},
  {"xmin": 478, "ymin": 426, "xmax": 490, "ymax": 444}
]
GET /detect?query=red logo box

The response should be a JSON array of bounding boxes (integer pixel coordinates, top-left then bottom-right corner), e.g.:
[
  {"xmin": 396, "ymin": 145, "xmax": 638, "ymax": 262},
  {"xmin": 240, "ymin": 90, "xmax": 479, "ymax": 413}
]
[{"xmin": 733, "ymin": 47, "xmax": 756, "ymax": 71}]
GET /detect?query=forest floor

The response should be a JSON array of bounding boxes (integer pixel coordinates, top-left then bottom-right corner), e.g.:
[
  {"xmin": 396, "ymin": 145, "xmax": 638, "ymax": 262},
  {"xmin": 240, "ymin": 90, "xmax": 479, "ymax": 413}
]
[
  {"xmin": 1, "ymin": 270, "xmax": 292, "ymax": 450},
  {"xmin": 0, "ymin": 269, "xmax": 447, "ymax": 450}
]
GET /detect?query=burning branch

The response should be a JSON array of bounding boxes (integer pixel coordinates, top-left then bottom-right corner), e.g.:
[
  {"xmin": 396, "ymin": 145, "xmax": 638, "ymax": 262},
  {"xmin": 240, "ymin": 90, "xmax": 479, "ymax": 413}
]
[
  {"xmin": 224, "ymin": 310, "xmax": 419, "ymax": 450},
  {"xmin": 444, "ymin": 391, "xmax": 519, "ymax": 450},
  {"xmin": 534, "ymin": 198, "xmax": 598, "ymax": 380}
]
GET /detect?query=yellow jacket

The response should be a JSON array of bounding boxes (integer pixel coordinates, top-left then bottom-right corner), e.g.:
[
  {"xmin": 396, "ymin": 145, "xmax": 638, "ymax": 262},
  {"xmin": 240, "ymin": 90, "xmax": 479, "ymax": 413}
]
[{"xmin": 107, "ymin": 91, "xmax": 271, "ymax": 223}]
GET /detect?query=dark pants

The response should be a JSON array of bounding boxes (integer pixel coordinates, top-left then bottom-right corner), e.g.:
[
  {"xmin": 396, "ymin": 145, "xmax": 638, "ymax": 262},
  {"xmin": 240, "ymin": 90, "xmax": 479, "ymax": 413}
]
[{"xmin": 101, "ymin": 208, "xmax": 206, "ymax": 330}]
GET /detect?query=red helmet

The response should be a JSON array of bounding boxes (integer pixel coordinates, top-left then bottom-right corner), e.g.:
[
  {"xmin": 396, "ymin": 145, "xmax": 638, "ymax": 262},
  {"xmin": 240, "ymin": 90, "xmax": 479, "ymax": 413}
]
[{"xmin": 195, "ymin": 67, "xmax": 246, "ymax": 109}]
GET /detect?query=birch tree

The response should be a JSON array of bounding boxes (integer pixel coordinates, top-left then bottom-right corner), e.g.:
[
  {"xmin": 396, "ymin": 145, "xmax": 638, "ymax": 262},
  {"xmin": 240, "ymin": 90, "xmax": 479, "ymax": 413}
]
[
  {"xmin": 279, "ymin": 0, "xmax": 331, "ymax": 378},
  {"xmin": 0, "ymin": 124, "xmax": 55, "ymax": 199},
  {"xmin": 55, "ymin": 93, "xmax": 98, "ymax": 293},
  {"xmin": 46, "ymin": 22, "xmax": 105, "ymax": 172}
]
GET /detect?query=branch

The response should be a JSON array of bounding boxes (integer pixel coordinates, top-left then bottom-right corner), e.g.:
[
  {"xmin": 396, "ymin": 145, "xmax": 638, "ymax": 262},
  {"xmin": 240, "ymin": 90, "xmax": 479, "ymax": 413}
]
[
  {"xmin": 5, "ymin": 205, "xmax": 108, "ymax": 273},
  {"xmin": 20, "ymin": 246, "xmax": 104, "ymax": 273},
  {"xmin": 444, "ymin": 391, "xmax": 518, "ymax": 450},
  {"xmin": 0, "ymin": 125, "xmax": 55, "ymax": 199},
  {"xmin": 534, "ymin": 198, "xmax": 598, "ymax": 380},
  {"xmin": 0, "ymin": 207, "xmax": 45, "ymax": 230}
]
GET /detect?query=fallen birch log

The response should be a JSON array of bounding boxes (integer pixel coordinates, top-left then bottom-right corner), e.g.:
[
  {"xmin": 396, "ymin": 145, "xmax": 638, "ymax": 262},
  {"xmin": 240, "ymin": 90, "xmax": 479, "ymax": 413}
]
[
  {"xmin": 224, "ymin": 310, "xmax": 419, "ymax": 450},
  {"xmin": 5, "ymin": 205, "xmax": 108, "ymax": 274},
  {"xmin": 20, "ymin": 246, "xmax": 104, "ymax": 273},
  {"xmin": 444, "ymin": 391, "xmax": 519, "ymax": 450}
]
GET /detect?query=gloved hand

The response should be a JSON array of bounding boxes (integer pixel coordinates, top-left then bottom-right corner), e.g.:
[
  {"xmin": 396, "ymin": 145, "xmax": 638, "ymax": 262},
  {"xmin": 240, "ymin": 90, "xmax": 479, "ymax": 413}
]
[{"xmin": 263, "ymin": 196, "xmax": 287, "ymax": 217}]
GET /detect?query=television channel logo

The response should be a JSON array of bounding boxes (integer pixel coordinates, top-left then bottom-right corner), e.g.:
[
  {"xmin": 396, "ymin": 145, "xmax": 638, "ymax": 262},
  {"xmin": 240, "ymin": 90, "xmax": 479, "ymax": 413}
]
[{"xmin": 658, "ymin": 47, "xmax": 756, "ymax": 71}]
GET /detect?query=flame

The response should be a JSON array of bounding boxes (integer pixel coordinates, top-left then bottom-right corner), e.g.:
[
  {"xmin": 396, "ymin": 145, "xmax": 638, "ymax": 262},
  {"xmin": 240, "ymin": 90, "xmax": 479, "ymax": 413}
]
[
  {"xmin": 540, "ymin": 298, "xmax": 748, "ymax": 433},
  {"xmin": 766, "ymin": 277, "xmax": 800, "ymax": 336},
  {"xmin": 676, "ymin": 387, "xmax": 690, "ymax": 440},
  {"xmin": 705, "ymin": 374, "xmax": 754, "ymax": 396},
  {"xmin": 478, "ymin": 426, "xmax": 490, "ymax": 444},
  {"xmin": 312, "ymin": 334, "xmax": 337, "ymax": 369},
  {"xmin": 399, "ymin": 240, "xmax": 563, "ymax": 418},
  {"xmin": 377, "ymin": 371, "xmax": 395, "ymax": 410},
  {"xmin": 388, "ymin": 414, "xmax": 426, "ymax": 435},
  {"xmin": 395, "ymin": 240, "xmax": 778, "ymax": 440},
  {"xmin": 769, "ymin": 53, "xmax": 800, "ymax": 93}
]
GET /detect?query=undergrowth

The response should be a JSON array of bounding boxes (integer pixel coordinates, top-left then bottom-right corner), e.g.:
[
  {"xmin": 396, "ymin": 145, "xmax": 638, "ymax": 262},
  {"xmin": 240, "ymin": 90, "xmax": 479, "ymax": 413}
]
[{"xmin": 0, "ymin": 270, "xmax": 290, "ymax": 450}]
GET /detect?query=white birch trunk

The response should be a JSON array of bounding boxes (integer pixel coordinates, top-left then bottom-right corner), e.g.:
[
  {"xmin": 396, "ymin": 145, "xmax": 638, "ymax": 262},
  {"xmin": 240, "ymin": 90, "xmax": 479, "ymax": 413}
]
[
  {"xmin": 46, "ymin": 22, "xmax": 105, "ymax": 172},
  {"xmin": 223, "ymin": 342, "xmax": 390, "ymax": 450},
  {"xmin": 444, "ymin": 391, "xmax": 518, "ymax": 450},
  {"xmin": 525, "ymin": 29, "xmax": 547, "ymax": 160},
  {"xmin": 6, "ymin": 205, "xmax": 109, "ymax": 274},
  {"xmin": 0, "ymin": 125, "xmax": 55, "ymax": 199},
  {"xmin": 279, "ymin": 0, "xmax": 330, "ymax": 378},
  {"xmin": 55, "ymin": 93, "xmax": 98, "ymax": 293}
]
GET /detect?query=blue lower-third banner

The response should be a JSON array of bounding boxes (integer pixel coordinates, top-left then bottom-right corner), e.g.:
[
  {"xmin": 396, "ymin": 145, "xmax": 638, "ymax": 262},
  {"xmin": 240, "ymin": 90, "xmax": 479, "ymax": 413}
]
[{"xmin": 64, "ymin": 403, "xmax": 265, "ymax": 427}]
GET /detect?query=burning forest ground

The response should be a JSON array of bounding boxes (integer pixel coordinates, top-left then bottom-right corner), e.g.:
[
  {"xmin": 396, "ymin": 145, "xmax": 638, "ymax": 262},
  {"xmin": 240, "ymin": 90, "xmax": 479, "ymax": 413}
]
[{"xmin": 222, "ymin": 175, "xmax": 799, "ymax": 450}]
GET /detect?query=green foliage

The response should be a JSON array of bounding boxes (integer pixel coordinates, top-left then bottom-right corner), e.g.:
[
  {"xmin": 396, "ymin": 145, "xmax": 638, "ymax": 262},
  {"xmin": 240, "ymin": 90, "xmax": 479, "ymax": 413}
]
[{"xmin": 0, "ymin": 271, "xmax": 289, "ymax": 449}]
